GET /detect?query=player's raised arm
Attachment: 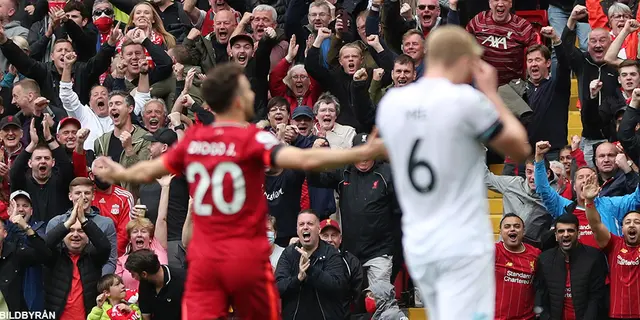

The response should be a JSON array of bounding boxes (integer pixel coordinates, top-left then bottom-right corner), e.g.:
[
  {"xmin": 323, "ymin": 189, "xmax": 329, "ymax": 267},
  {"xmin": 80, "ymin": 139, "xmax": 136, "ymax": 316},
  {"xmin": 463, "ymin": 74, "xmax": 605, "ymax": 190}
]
[
  {"xmin": 473, "ymin": 60, "xmax": 531, "ymax": 162},
  {"xmin": 93, "ymin": 157, "xmax": 170, "ymax": 184},
  {"xmin": 272, "ymin": 130, "xmax": 386, "ymax": 171},
  {"xmin": 583, "ymin": 173, "xmax": 611, "ymax": 248}
]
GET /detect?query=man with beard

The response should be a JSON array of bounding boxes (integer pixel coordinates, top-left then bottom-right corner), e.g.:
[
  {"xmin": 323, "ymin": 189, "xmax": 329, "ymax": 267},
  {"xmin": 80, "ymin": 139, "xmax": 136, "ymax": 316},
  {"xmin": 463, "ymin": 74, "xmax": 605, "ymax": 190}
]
[
  {"xmin": 307, "ymin": 132, "xmax": 399, "ymax": 290},
  {"xmin": 535, "ymin": 141, "xmax": 640, "ymax": 245},
  {"xmin": 449, "ymin": 0, "xmax": 539, "ymax": 86},
  {"xmin": 234, "ymin": 6, "xmax": 288, "ymax": 71},
  {"xmin": 563, "ymin": 5, "xmax": 619, "ymax": 167},
  {"xmin": 94, "ymin": 91, "xmax": 151, "ymax": 199},
  {"xmin": 585, "ymin": 175, "xmax": 640, "ymax": 319},
  {"xmin": 184, "ymin": 9, "xmax": 237, "ymax": 72},
  {"xmin": 60, "ymin": 51, "xmax": 112, "ymax": 151},
  {"xmin": 592, "ymin": 142, "xmax": 639, "ymax": 197},
  {"xmin": 0, "ymin": 115, "xmax": 22, "ymax": 210},
  {"xmin": 535, "ymin": 212, "xmax": 607, "ymax": 319},
  {"xmin": 89, "ymin": 160, "xmax": 133, "ymax": 257},
  {"xmin": 523, "ymin": 28, "xmax": 572, "ymax": 161},
  {"xmin": 228, "ymin": 28, "xmax": 278, "ymax": 120},
  {"xmin": 138, "ymin": 127, "xmax": 189, "ymax": 268},
  {"xmin": 9, "ymin": 116, "xmax": 74, "ymax": 224},
  {"xmin": 306, "ymin": 27, "xmax": 371, "ymax": 132},
  {"xmin": 370, "ymin": 54, "xmax": 416, "ymax": 105},
  {"xmin": 494, "ymin": 214, "xmax": 540, "ymax": 319}
]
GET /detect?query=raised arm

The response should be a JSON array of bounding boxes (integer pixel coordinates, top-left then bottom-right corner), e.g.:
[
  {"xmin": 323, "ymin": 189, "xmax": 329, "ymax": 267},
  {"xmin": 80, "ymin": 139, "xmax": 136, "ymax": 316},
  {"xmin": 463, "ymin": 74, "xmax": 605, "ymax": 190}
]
[
  {"xmin": 605, "ymin": 20, "xmax": 638, "ymax": 67},
  {"xmin": 584, "ymin": 174, "xmax": 612, "ymax": 248},
  {"xmin": 534, "ymin": 141, "xmax": 572, "ymax": 217},
  {"xmin": 154, "ymin": 175, "xmax": 172, "ymax": 250}
]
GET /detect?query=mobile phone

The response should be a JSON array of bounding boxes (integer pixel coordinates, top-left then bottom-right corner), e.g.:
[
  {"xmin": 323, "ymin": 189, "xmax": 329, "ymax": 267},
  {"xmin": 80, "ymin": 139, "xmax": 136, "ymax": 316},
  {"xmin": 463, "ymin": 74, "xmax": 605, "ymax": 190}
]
[{"xmin": 134, "ymin": 205, "xmax": 147, "ymax": 218}]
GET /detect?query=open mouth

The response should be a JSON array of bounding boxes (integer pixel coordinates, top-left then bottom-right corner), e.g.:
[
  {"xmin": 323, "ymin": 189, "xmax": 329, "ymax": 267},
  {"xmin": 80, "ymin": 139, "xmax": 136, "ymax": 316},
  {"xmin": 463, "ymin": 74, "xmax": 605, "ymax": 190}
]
[
  {"xmin": 134, "ymin": 238, "xmax": 145, "ymax": 248},
  {"xmin": 347, "ymin": 62, "xmax": 356, "ymax": 73},
  {"xmin": 495, "ymin": 7, "xmax": 506, "ymax": 16},
  {"xmin": 322, "ymin": 116, "xmax": 332, "ymax": 126},
  {"xmin": 5, "ymin": 135, "xmax": 15, "ymax": 142},
  {"xmin": 561, "ymin": 238, "xmax": 572, "ymax": 246},
  {"xmin": 110, "ymin": 111, "xmax": 120, "ymax": 121},
  {"xmin": 273, "ymin": 114, "xmax": 284, "ymax": 123},
  {"xmin": 626, "ymin": 81, "xmax": 635, "ymax": 88},
  {"xmin": 629, "ymin": 228, "xmax": 638, "ymax": 239},
  {"xmin": 301, "ymin": 231, "xmax": 311, "ymax": 241},
  {"xmin": 397, "ymin": 78, "xmax": 408, "ymax": 86},
  {"xmin": 38, "ymin": 165, "xmax": 47, "ymax": 174},
  {"xmin": 617, "ymin": 21, "xmax": 626, "ymax": 29},
  {"xmin": 148, "ymin": 118, "xmax": 159, "ymax": 130},
  {"xmin": 313, "ymin": 22, "xmax": 324, "ymax": 29},
  {"xmin": 421, "ymin": 13, "xmax": 432, "ymax": 22},
  {"xmin": 217, "ymin": 30, "xmax": 228, "ymax": 39},
  {"xmin": 97, "ymin": 100, "xmax": 105, "ymax": 108},
  {"xmin": 507, "ymin": 232, "xmax": 517, "ymax": 241},
  {"xmin": 237, "ymin": 54, "xmax": 248, "ymax": 64},
  {"xmin": 297, "ymin": 124, "xmax": 308, "ymax": 132}
]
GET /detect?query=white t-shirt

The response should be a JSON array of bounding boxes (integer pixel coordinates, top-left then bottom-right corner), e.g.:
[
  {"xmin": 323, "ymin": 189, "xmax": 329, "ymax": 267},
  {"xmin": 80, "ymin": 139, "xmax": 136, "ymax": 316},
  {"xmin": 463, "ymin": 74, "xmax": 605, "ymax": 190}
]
[
  {"xmin": 270, "ymin": 245, "xmax": 285, "ymax": 272},
  {"xmin": 376, "ymin": 78, "xmax": 501, "ymax": 264}
]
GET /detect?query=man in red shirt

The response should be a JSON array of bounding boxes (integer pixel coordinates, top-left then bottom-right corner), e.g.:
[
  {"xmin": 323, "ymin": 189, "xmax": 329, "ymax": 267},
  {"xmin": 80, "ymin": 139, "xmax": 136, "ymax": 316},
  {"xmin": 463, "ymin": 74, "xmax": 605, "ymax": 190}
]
[
  {"xmin": 462, "ymin": 0, "xmax": 539, "ymax": 85},
  {"xmin": 90, "ymin": 161, "xmax": 134, "ymax": 256},
  {"xmin": 585, "ymin": 174, "xmax": 640, "ymax": 319},
  {"xmin": 93, "ymin": 62, "xmax": 385, "ymax": 320},
  {"xmin": 494, "ymin": 213, "xmax": 540, "ymax": 320}
]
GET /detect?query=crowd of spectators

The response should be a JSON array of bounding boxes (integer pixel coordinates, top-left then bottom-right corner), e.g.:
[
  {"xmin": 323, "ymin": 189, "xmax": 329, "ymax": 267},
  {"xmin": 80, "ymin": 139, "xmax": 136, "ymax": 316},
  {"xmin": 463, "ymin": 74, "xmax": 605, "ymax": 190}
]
[{"xmin": 2, "ymin": 0, "xmax": 640, "ymax": 318}]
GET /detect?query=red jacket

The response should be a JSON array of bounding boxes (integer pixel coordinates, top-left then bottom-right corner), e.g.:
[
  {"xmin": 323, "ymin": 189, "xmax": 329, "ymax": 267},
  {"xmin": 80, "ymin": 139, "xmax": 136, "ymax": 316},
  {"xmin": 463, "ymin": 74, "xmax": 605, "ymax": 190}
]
[
  {"xmin": 587, "ymin": 0, "xmax": 640, "ymax": 59},
  {"xmin": 269, "ymin": 58, "xmax": 322, "ymax": 114},
  {"xmin": 92, "ymin": 185, "xmax": 134, "ymax": 256}
]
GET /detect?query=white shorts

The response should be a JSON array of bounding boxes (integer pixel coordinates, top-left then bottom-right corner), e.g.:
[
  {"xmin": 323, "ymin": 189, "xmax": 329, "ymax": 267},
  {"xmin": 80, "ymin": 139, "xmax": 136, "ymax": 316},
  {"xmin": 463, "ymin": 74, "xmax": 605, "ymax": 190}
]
[{"xmin": 406, "ymin": 253, "xmax": 495, "ymax": 320}]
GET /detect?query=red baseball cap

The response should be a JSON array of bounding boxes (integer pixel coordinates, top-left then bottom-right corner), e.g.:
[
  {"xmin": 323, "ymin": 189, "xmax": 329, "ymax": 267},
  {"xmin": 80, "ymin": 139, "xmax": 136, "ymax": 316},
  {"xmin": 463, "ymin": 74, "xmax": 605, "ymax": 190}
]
[
  {"xmin": 319, "ymin": 218, "xmax": 341, "ymax": 233},
  {"xmin": 57, "ymin": 117, "xmax": 81, "ymax": 133}
]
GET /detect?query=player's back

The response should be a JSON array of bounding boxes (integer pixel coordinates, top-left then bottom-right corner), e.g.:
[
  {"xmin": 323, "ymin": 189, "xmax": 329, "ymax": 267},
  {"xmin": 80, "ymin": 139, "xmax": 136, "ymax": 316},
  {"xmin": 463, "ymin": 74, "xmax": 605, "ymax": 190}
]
[
  {"xmin": 164, "ymin": 122, "xmax": 279, "ymax": 260},
  {"xmin": 376, "ymin": 78, "xmax": 497, "ymax": 263}
]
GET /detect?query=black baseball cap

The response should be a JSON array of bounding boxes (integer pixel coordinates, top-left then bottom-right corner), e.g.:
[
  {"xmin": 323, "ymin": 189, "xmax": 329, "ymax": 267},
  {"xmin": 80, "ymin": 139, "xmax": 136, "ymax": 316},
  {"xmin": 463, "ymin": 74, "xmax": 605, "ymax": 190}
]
[
  {"xmin": 352, "ymin": 132, "xmax": 370, "ymax": 147},
  {"xmin": 229, "ymin": 33, "xmax": 254, "ymax": 46},
  {"xmin": 0, "ymin": 115, "xmax": 21, "ymax": 130},
  {"xmin": 291, "ymin": 106, "xmax": 314, "ymax": 120},
  {"xmin": 143, "ymin": 127, "xmax": 178, "ymax": 146}
]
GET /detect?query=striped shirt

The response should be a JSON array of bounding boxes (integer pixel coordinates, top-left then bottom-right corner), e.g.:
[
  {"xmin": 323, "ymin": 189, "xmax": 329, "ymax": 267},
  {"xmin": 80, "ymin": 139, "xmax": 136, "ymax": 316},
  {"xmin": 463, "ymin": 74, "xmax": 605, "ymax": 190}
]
[
  {"xmin": 494, "ymin": 242, "xmax": 540, "ymax": 320},
  {"xmin": 467, "ymin": 11, "xmax": 540, "ymax": 86},
  {"xmin": 604, "ymin": 234, "xmax": 640, "ymax": 318}
]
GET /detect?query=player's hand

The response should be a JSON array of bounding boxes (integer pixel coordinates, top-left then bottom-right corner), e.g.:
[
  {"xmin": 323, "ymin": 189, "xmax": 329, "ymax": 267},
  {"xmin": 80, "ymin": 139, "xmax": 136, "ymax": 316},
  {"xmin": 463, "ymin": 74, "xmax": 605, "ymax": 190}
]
[
  {"xmin": 589, "ymin": 79, "xmax": 603, "ymax": 99},
  {"xmin": 571, "ymin": 135, "xmax": 581, "ymax": 151},
  {"xmin": 93, "ymin": 156, "xmax": 126, "ymax": 184},
  {"xmin": 353, "ymin": 68, "xmax": 368, "ymax": 82},
  {"xmin": 472, "ymin": 59, "xmax": 498, "ymax": 95},
  {"xmin": 582, "ymin": 174, "xmax": 600, "ymax": 201},
  {"xmin": 535, "ymin": 141, "xmax": 551, "ymax": 160},
  {"xmin": 570, "ymin": 5, "xmax": 587, "ymax": 21}
]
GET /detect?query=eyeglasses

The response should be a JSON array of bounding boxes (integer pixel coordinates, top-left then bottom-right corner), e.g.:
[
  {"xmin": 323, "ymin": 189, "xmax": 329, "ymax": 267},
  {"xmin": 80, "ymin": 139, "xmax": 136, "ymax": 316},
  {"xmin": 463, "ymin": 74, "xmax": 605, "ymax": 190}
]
[
  {"xmin": 417, "ymin": 4, "xmax": 437, "ymax": 10},
  {"xmin": 292, "ymin": 75, "xmax": 308, "ymax": 81},
  {"xmin": 610, "ymin": 14, "xmax": 632, "ymax": 20},
  {"xmin": 93, "ymin": 8, "xmax": 114, "ymax": 17},
  {"xmin": 269, "ymin": 106, "xmax": 288, "ymax": 112}
]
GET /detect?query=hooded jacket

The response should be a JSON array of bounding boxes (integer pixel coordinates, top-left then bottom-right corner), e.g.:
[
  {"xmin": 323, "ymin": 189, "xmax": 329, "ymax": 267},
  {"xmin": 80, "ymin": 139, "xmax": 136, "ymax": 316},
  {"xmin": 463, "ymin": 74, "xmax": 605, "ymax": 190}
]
[
  {"xmin": 275, "ymin": 240, "xmax": 348, "ymax": 320},
  {"xmin": 368, "ymin": 282, "xmax": 408, "ymax": 320},
  {"xmin": 0, "ymin": 21, "xmax": 28, "ymax": 71}
]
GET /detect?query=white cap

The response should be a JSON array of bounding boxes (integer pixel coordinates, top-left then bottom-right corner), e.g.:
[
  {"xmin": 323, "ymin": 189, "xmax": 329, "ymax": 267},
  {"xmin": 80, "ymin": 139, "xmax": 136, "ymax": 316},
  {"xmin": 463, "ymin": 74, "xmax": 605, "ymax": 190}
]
[{"xmin": 10, "ymin": 190, "xmax": 31, "ymax": 202}]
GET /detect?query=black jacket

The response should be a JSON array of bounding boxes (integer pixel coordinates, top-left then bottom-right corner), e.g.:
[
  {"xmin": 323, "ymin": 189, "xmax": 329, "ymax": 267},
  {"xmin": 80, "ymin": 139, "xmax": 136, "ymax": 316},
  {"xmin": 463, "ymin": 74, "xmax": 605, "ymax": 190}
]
[
  {"xmin": 245, "ymin": 35, "xmax": 279, "ymax": 121},
  {"xmin": 561, "ymin": 25, "xmax": 620, "ymax": 140},
  {"xmin": 29, "ymin": 19, "xmax": 98, "ymax": 63},
  {"xmin": 305, "ymin": 46, "xmax": 374, "ymax": 132},
  {"xmin": 618, "ymin": 105, "xmax": 640, "ymax": 166},
  {"xmin": 43, "ymin": 220, "xmax": 111, "ymax": 319},
  {"xmin": 340, "ymin": 250, "xmax": 363, "ymax": 319},
  {"xmin": 535, "ymin": 244, "xmax": 607, "ymax": 320},
  {"xmin": 9, "ymin": 145, "xmax": 75, "ymax": 223},
  {"xmin": 0, "ymin": 233, "xmax": 51, "ymax": 311},
  {"xmin": 0, "ymin": 38, "xmax": 115, "ymax": 110},
  {"xmin": 307, "ymin": 161, "xmax": 399, "ymax": 263},
  {"xmin": 275, "ymin": 240, "xmax": 348, "ymax": 320}
]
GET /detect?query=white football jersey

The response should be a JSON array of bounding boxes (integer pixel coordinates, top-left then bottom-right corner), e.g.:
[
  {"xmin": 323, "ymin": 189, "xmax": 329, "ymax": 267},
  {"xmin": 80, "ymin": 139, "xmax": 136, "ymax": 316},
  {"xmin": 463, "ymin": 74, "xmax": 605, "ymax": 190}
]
[{"xmin": 376, "ymin": 77, "xmax": 501, "ymax": 263}]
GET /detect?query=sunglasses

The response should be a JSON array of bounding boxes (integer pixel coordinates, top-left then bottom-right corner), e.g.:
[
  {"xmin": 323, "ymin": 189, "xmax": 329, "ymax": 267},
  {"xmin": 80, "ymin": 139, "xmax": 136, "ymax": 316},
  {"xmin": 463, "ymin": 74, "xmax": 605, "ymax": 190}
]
[
  {"xmin": 417, "ymin": 4, "xmax": 437, "ymax": 10},
  {"xmin": 93, "ymin": 8, "xmax": 114, "ymax": 17}
]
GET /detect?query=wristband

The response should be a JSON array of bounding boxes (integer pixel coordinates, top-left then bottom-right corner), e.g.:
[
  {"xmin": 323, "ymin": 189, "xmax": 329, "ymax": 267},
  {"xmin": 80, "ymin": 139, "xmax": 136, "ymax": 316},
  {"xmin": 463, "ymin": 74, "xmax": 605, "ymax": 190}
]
[
  {"xmin": 45, "ymin": 137, "xmax": 55, "ymax": 144},
  {"xmin": 174, "ymin": 124, "xmax": 185, "ymax": 131},
  {"xmin": 585, "ymin": 202, "xmax": 595, "ymax": 208}
]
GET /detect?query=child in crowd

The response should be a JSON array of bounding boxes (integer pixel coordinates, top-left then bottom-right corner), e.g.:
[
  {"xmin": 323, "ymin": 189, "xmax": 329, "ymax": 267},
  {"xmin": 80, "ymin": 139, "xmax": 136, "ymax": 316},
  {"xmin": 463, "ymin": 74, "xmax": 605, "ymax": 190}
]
[{"xmin": 88, "ymin": 274, "xmax": 141, "ymax": 320}]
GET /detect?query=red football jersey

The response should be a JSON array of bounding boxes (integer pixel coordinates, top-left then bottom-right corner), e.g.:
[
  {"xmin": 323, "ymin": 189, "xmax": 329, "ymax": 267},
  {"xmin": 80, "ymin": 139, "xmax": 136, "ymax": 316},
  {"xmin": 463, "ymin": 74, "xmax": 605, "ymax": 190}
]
[
  {"xmin": 572, "ymin": 208, "xmax": 599, "ymax": 249},
  {"xmin": 494, "ymin": 242, "xmax": 541, "ymax": 320},
  {"xmin": 563, "ymin": 262, "xmax": 576, "ymax": 320},
  {"xmin": 163, "ymin": 122, "xmax": 281, "ymax": 261},
  {"xmin": 605, "ymin": 234, "xmax": 640, "ymax": 318}
]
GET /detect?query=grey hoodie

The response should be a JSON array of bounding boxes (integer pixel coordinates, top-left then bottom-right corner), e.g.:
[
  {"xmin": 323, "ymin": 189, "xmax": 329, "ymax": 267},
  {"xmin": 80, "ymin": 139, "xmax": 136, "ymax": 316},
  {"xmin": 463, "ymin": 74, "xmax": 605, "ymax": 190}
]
[
  {"xmin": 369, "ymin": 282, "xmax": 408, "ymax": 320},
  {"xmin": 0, "ymin": 21, "xmax": 29, "ymax": 71}
]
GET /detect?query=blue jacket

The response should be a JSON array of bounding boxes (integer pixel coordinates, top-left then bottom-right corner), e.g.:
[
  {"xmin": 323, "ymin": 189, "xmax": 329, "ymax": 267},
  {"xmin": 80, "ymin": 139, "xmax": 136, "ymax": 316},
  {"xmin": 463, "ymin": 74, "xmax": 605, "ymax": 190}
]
[{"xmin": 534, "ymin": 160, "xmax": 640, "ymax": 236}]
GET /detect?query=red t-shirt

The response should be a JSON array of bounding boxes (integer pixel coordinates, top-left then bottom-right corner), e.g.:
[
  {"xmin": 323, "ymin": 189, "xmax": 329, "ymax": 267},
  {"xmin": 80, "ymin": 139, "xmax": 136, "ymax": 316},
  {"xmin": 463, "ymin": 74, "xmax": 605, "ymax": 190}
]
[
  {"xmin": 494, "ymin": 242, "xmax": 541, "ymax": 320},
  {"xmin": 571, "ymin": 208, "xmax": 599, "ymax": 249},
  {"xmin": 466, "ymin": 11, "xmax": 539, "ymax": 86},
  {"xmin": 60, "ymin": 254, "xmax": 85, "ymax": 320},
  {"xmin": 563, "ymin": 262, "xmax": 576, "ymax": 320},
  {"xmin": 162, "ymin": 122, "xmax": 279, "ymax": 261},
  {"xmin": 604, "ymin": 234, "xmax": 640, "ymax": 318}
]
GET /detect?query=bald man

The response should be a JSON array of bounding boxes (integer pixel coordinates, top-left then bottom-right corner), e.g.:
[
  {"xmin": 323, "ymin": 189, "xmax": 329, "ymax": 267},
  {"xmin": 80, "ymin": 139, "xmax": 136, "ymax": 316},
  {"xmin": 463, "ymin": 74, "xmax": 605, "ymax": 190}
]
[{"xmin": 594, "ymin": 142, "xmax": 639, "ymax": 197}]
